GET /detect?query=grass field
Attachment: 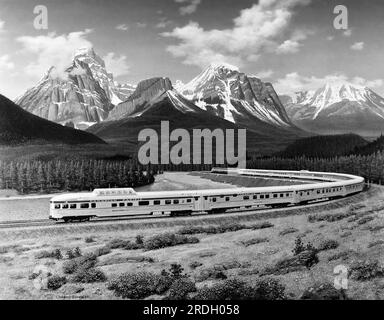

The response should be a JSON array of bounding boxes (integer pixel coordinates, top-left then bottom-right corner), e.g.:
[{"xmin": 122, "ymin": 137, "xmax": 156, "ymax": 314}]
[{"xmin": 0, "ymin": 184, "xmax": 382, "ymax": 300}]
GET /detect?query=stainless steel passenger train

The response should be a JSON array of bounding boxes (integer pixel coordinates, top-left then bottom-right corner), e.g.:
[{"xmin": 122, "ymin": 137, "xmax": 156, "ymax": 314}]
[{"xmin": 49, "ymin": 168, "xmax": 365, "ymax": 222}]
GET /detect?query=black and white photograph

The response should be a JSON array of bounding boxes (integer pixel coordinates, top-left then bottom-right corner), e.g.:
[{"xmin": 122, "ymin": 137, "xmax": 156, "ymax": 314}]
[{"xmin": 0, "ymin": 0, "xmax": 383, "ymax": 308}]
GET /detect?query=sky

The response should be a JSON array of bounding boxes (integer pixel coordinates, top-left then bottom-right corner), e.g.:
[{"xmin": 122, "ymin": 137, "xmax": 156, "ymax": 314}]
[{"xmin": 1, "ymin": 0, "xmax": 384, "ymax": 99}]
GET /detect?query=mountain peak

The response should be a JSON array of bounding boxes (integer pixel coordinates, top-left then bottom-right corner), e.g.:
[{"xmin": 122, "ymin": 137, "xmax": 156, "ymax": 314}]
[{"xmin": 208, "ymin": 62, "xmax": 239, "ymax": 72}]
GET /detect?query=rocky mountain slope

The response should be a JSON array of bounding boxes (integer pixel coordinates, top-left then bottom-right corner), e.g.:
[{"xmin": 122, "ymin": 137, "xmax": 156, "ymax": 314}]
[
  {"xmin": 0, "ymin": 93, "xmax": 105, "ymax": 145},
  {"xmin": 283, "ymin": 82, "xmax": 384, "ymax": 136},
  {"xmin": 177, "ymin": 63, "xmax": 295, "ymax": 130},
  {"xmin": 15, "ymin": 48, "xmax": 135, "ymax": 129}
]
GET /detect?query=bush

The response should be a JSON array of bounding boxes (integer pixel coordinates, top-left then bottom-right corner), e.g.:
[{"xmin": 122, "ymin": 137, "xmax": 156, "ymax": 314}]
[
  {"xmin": 66, "ymin": 247, "xmax": 82, "ymax": 259},
  {"xmin": 357, "ymin": 216, "xmax": 375, "ymax": 225},
  {"xmin": 196, "ymin": 268, "xmax": 227, "ymax": 281},
  {"xmin": 85, "ymin": 237, "xmax": 95, "ymax": 243},
  {"xmin": 367, "ymin": 240, "xmax": 384, "ymax": 248},
  {"xmin": 279, "ymin": 227, "xmax": 299, "ymax": 236},
  {"xmin": 166, "ymin": 278, "xmax": 196, "ymax": 300},
  {"xmin": 292, "ymin": 237, "xmax": 315, "ymax": 255},
  {"xmin": 35, "ymin": 249, "xmax": 62, "ymax": 260},
  {"xmin": 189, "ymin": 261, "xmax": 203, "ymax": 269},
  {"xmin": 241, "ymin": 238, "xmax": 269, "ymax": 247},
  {"xmin": 70, "ymin": 268, "xmax": 107, "ymax": 283},
  {"xmin": 263, "ymin": 250, "xmax": 319, "ymax": 275},
  {"xmin": 93, "ymin": 246, "xmax": 111, "ymax": 257},
  {"xmin": 47, "ymin": 275, "xmax": 67, "ymax": 290},
  {"xmin": 308, "ymin": 212, "xmax": 351, "ymax": 223},
  {"xmin": 301, "ymin": 283, "xmax": 347, "ymax": 300},
  {"xmin": 348, "ymin": 260, "xmax": 384, "ymax": 281},
  {"xmin": 317, "ymin": 239, "xmax": 339, "ymax": 252},
  {"xmin": 194, "ymin": 278, "xmax": 285, "ymax": 300},
  {"xmin": 135, "ymin": 235, "xmax": 144, "ymax": 245},
  {"xmin": 327, "ymin": 250, "xmax": 352, "ymax": 262},
  {"xmin": 250, "ymin": 221, "xmax": 274, "ymax": 230},
  {"xmin": 108, "ymin": 272, "xmax": 172, "ymax": 299},
  {"xmin": 63, "ymin": 253, "xmax": 97, "ymax": 274},
  {"xmin": 178, "ymin": 223, "xmax": 247, "ymax": 235},
  {"xmin": 108, "ymin": 239, "xmax": 131, "ymax": 249},
  {"xmin": 144, "ymin": 233, "xmax": 199, "ymax": 250}
]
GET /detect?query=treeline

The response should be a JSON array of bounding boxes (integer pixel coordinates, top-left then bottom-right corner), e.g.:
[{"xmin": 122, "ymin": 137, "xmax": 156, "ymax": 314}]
[
  {"xmin": 0, "ymin": 160, "xmax": 156, "ymax": 194},
  {"xmin": 247, "ymin": 152, "xmax": 384, "ymax": 184}
]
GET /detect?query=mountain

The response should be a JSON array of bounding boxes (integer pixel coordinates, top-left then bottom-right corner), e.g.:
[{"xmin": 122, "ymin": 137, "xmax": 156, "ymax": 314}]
[
  {"xmin": 0, "ymin": 93, "xmax": 105, "ymax": 145},
  {"xmin": 349, "ymin": 134, "xmax": 384, "ymax": 156},
  {"xmin": 279, "ymin": 134, "xmax": 368, "ymax": 158},
  {"xmin": 107, "ymin": 77, "xmax": 173, "ymax": 120},
  {"xmin": 15, "ymin": 48, "xmax": 135, "ymax": 130},
  {"xmin": 88, "ymin": 78, "xmax": 307, "ymax": 154},
  {"xmin": 177, "ymin": 63, "xmax": 297, "ymax": 131},
  {"xmin": 284, "ymin": 82, "xmax": 384, "ymax": 136}
]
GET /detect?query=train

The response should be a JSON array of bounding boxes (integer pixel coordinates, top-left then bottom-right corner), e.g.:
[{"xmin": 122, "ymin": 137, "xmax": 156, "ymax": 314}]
[{"xmin": 49, "ymin": 168, "xmax": 365, "ymax": 222}]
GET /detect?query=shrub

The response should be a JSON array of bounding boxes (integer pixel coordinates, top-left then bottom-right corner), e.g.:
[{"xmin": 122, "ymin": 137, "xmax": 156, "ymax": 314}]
[
  {"xmin": 108, "ymin": 239, "xmax": 131, "ymax": 249},
  {"xmin": 348, "ymin": 260, "xmax": 384, "ymax": 281},
  {"xmin": 93, "ymin": 246, "xmax": 111, "ymax": 257},
  {"xmin": 135, "ymin": 235, "xmax": 144, "ymax": 245},
  {"xmin": 357, "ymin": 216, "xmax": 375, "ymax": 225},
  {"xmin": 308, "ymin": 212, "xmax": 350, "ymax": 223},
  {"xmin": 241, "ymin": 238, "xmax": 269, "ymax": 247},
  {"xmin": 71, "ymin": 268, "xmax": 107, "ymax": 283},
  {"xmin": 63, "ymin": 253, "xmax": 97, "ymax": 274},
  {"xmin": 327, "ymin": 250, "xmax": 352, "ymax": 262},
  {"xmin": 263, "ymin": 250, "xmax": 319, "ymax": 275},
  {"xmin": 144, "ymin": 233, "xmax": 199, "ymax": 250},
  {"xmin": 317, "ymin": 239, "xmax": 339, "ymax": 252},
  {"xmin": 66, "ymin": 247, "xmax": 82, "ymax": 259},
  {"xmin": 301, "ymin": 283, "xmax": 347, "ymax": 300},
  {"xmin": 178, "ymin": 223, "xmax": 252, "ymax": 235},
  {"xmin": 166, "ymin": 278, "xmax": 196, "ymax": 300},
  {"xmin": 169, "ymin": 263, "xmax": 185, "ymax": 278},
  {"xmin": 85, "ymin": 237, "xmax": 95, "ymax": 243},
  {"xmin": 367, "ymin": 240, "xmax": 384, "ymax": 248},
  {"xmin": 35, "ymin": 249, "xmax": 62, "ymax": 260},
  {"xmin": 279, "ymin": 227, "xmax": 299, "ymax": 236},
  {"xmin": 196, "ymin": 268, "xmax": 227, "ymax": 281},
  {"xmin": 250, "ymin": 221, "xmax": 274, "ymax": 230},
  {"xmin": 47, "ymin": 275, "xmax": 67, "ymax": 290},
  {"xmin": 292, "ymin": 237, "xmax": 315, "ymax": 255},
  {"xmin": 189, "ymin": 261, "xmax": 203, "ymax": 269},
  {"xmin": 194, "ymin": 278, "xmax": 285, "ymax": 300},
  {"xmin": 108, "ymin": 272, "xmax": 172, "ymax": 299}
]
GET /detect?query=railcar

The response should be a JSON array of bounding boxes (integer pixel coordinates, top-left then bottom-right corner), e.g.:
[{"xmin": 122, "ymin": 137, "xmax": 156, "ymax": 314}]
[{"xmin": 49, "ymin": 169, "xmax": 365, "ymax": 222}]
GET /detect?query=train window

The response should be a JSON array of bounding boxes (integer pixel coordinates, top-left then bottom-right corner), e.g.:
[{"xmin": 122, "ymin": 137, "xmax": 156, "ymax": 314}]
[
  {"xmin": 173, "ymin": 200, "xmax": 179, "ymax": 204},
  {"xmin": 253, "ymin": 195, "xmax": 257, "ymax": 199},
  {"xmin": 243, "ymin": 196, "xmax": 249, "ymax": 200},
  {"xmin": 70, "ymin": 204, "xmax": 76, "ymax": 209},
  {"xmin": 80, "ymin": 203, "xmax": 89, "ymax": 209},
  {"xmin": 273, "ymin": 194, "xmax": 278, "ymax": 198},
  {"xmin": 212, "ymin": 198, "xmax": 216, "ymax": 202},
  {"xmin": 265, "ymin": 194, "xmax": 269, "ymax": 199},
  {"xmin": 154, "ymin": 200, "xmax": 161, "ymax": 205},
  {"xmin": 165, "ymin": 200, "xmax": 172, "ymax": 205},
  {"xmin": 139, "ymin": 201, "xmax": 150, "ymax": 206},
  {"xmin": 62, "ymin": 204, "xmax": 69, "ymax": 209},
  {"xmin": 112, "ymin": 203, "xmax": 117, "ymax": 207},
  {"xmin": 286, "ymin": 193, "xmax": 290, "ymax": 197},
  {"xmin": 119, "ymin": 203, "xmax": 125, "ymax": 207},
  {"xmin": 91, "ymin": 203, "xmax": 96, "ymax": 208},
  {"xmin": 187, "ymin": 199, "xmax": 192, "ymax": 203},
  {"xmin": 260, "ymin": 195, "xmax": 265, "ymax": 199},
  {"xmin": 54, "ymin": 204, "xmax": 61, "ymax": 209},
  {"xmin": 225, "ymin": 197, "xmax": 230, "ymax": 201},
  {"xmin": 307, "ymin": 192, "xmax": 310, "ymax": 195},
  {"xmin": 280, "ymin": 194, "xmax": 284, "ymax": 198},
  {"xmin": 127, "ymin": 203, "xmax": 133, "ymax": 206}
]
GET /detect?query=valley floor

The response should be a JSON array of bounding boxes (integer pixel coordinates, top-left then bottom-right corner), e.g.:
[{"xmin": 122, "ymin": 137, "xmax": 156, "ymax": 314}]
[{"xmin": 0, "ymin": 185, "xmax": 382, "ymax": 300}]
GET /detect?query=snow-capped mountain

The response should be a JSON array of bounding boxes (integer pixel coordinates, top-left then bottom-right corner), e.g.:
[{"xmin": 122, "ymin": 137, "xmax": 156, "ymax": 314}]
[
  {"xmin": 284, "ymin": 82, "xmax": 384, "ymax": 136},
  {"xmin": 176, "ymin": 63, "xmax": 294, "ymax": 129},
  {"xmin": 15, "ymin": 48, "xmax": 135, "ymax": 129}
]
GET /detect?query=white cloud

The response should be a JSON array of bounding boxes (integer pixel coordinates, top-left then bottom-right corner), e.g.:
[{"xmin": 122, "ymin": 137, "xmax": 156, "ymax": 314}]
[
  {"xmin": 156, "ymin": 17, "xmax": 173, "ymax": 29},
  {"xmin": 17, "ymin": 29, "xmax": 93, "ymax": 79},
  {"xmin": 175, "ymin": 0, "xmax": 201, "ymax": 15},
  {"xmin": 276, "ymin": 39, "xmax": 302, "ymax": 54},
  {"xmin": 137, "ymin": 22, "xmax": 147, "ymax": 28},
  {"xmin": 253, "ymin": 69, "xmax": 274, "ymax": 79},
  {"xmin": 162, "ymin": 0, "xmax": 311, "ymax": 68},
  {"xmin": 326, "ymin": 35, "xmax": 334, "ymax": 41},
  {"xmin": 0, "ymin": 19, "xmax": 4, "ymax": 32},
  {"xmin": 0, "ymin": 55, "xmax": 14, "ymax": 70},
  {"xmin": 103, "ymin": 52, "xmax": 130, "ymax": 77},
  {"xmin": 343, "ymin": 29, "xmax": 352, "ymax": 37},
  {"xmin": 275, "ymin": 72, "xmax": 383, "ymax": 95},
  {"xmin": 351, "ymin": 41, "xmax": 364, "ymax": 51},
  {"xmin": 116, "ymin": 24, "xmax": 129, "ymax": 31}
]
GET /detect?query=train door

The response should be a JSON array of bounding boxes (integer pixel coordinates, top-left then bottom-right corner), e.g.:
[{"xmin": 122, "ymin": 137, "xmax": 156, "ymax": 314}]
[{"xmin": 194, "ymin": 196, "xmax": 205, "ymax": 211}]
